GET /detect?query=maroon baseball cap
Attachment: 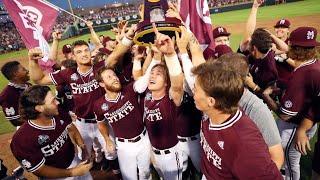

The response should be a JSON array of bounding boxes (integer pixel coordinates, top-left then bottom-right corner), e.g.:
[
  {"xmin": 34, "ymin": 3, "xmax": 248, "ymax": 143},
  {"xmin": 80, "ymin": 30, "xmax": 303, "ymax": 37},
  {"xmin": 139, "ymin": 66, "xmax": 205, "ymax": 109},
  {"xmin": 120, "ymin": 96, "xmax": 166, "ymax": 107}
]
[
  {"xmin": 289, "ymin": 27, "xmax": 320, "ymax": 47},
  {"xmin": 214, "ymin": 45, "xmax": 233, "ymax": 58},
  {"xmin": 62, "ymin": 44, "xmax": 72, "ymax": 54},
  {"xmin": 274, "ymin": 19, "xmax": 291, "ymax": 28},
  {"xmin": 212, "ymin": 27, "xmax": 231, "ymax": 39}
]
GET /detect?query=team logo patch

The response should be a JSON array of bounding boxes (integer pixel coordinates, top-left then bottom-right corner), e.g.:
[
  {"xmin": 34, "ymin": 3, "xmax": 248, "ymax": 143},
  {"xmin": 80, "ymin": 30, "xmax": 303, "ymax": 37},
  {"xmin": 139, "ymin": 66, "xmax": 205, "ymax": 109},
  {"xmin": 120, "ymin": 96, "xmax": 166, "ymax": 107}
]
[
  {"xmin": 307, "ymin": 31, "xmax": 315, "ymax": 40},
  {"xmin": 71, "ymin": 73, "xmax": 79, "ymax": 81},
  {"xmin": 284, "ymin": 100, "xmax": 293, "ymax": 109},
  {"xmin": 101, "ymin": 103, "xmax": 109, "ymax": 111},
  {"xmin": 217, "ymin": 141, "xmax": 224, "ymax": 150},
  {"xmin": 5, "ymin": 107, "xmax": 15, "ymax": 116},
  {"xmin": 38, "ymin": 135, "xmax": 49, "ymax": 145},
  {"xmin": 21, "ymin": 159, "xmax": 32, "ymax": 169}
]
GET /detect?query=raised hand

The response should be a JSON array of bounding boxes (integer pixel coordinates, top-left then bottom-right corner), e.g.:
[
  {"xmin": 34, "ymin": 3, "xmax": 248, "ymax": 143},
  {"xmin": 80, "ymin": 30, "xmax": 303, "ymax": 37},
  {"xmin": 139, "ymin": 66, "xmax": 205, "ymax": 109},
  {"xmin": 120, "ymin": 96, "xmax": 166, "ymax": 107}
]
[
  {"xmin": 175, "ymin": 26, "xmax": 191, "ymax": 53},
  {"xmin": 152, "ymin": 23, "xmax": 175, "ymax": 56},
  {"xmin": 28, "ymin": 48, "xmax": 43, "ymax": 61},
  {"xmin": 85, "ymin": 21, "xmax": 94, "ymax": 29}
]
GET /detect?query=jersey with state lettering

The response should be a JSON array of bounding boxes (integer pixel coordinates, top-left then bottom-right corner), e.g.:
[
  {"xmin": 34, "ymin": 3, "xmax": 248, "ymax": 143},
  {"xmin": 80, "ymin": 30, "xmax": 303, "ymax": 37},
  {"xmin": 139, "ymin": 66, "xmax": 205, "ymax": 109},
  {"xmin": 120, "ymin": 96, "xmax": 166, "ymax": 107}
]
[
  {"xmin": 280, "ymin": 59, "xmax": 320, "ymax": 122},
  {"xmin": 0, "ymin": 82, "xmax": 30, "ymax": 125},
  {"xmin": 176, "ymin": 93, "xmax": 202, "ymax": 137},
  {"xmin": 144, "ymin": 91, "xmax": 178, "ymax": 150},
  {"xmin": 94, "ymin": 82, "xmax": 144, "ymax": 139},
  {"xmin": 200, "ymin": 109, "xmax": 281, "ymax": 180},
  {"xmin": 10, "ymin": 110, "xmax": 74, "ymax": 172},
  {"xmin": 49, "ymin": 61, "xmax": 105, "ymax": 119},
  {"xmin": 248, "ymin": 50, "xmax": 278, "ymax": 90}
]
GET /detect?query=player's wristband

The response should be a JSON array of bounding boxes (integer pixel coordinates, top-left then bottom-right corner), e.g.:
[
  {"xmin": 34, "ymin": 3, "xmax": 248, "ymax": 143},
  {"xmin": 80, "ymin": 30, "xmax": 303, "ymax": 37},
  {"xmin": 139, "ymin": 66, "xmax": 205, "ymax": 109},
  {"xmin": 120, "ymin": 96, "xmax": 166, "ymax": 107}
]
[
  {"xmin": 133, "ymin": 60, "xmax": 142, "ymax": 71},
  {"xmin": 121, "ymin": 36, "xmax": 133, "ymax": 46},
  {"xmin": 164, "ymin": 53, "xmax": 182, "ymax": 76}
]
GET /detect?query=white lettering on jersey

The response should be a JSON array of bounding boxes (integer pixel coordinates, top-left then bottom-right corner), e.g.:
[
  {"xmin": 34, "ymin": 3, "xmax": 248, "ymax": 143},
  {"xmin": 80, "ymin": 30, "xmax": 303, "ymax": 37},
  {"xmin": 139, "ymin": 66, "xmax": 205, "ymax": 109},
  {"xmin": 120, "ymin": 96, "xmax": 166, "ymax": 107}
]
[
  {"xmin": 70, "ymin": 80, "xmax": 100, "ymax": 94},
  {"xmin": 200, "ymin": 131, "xmax": 222, "ymax": 170},
  {"xmin": 41, "ymin": 127, "xmax": 69, "ymax": 157},
  {"xmin": 105, "ymin": 101, "xmax": 134, "ymax": 123},
  {"xmin": 145, "ymin": 108, "xmax": 163, "ymax": 122}
]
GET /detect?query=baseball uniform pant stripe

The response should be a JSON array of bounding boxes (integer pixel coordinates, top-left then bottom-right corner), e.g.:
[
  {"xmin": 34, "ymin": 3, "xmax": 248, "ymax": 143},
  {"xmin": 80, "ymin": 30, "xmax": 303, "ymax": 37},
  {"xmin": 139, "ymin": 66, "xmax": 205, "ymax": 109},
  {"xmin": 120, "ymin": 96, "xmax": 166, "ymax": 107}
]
[{"xmin": 285, "ymin": 127, "xmax": 296, "ymax": 180}]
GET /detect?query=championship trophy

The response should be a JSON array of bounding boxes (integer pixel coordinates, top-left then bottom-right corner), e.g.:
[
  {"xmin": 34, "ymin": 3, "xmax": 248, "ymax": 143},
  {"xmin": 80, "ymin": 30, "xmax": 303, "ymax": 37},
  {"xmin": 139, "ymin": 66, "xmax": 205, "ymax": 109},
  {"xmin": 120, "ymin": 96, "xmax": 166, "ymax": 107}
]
[{"xmin": 134, "ymin": 0, "xmax": 183, "ymax": 46}]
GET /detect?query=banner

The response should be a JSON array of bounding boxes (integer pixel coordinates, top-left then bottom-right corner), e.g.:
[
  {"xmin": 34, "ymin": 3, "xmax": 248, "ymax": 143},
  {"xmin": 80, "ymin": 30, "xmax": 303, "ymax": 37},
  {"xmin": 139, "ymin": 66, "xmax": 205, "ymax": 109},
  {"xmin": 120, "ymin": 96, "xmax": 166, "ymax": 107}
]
[
  {"xmin": 3, "ymin": 0, "xmax": 59, "ymax": 60},
  {"xmin": 179, "ymin": 0, "xmax": 215, "ymax": 52}
]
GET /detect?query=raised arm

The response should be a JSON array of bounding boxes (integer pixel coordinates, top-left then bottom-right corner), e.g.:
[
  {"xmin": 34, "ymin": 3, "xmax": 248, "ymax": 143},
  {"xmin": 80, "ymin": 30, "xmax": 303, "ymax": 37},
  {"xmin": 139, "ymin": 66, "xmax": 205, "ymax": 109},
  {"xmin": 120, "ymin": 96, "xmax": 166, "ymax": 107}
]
[
  {"xmin": 176, "ymin": 26, "xmax": 195, "ymax": 91},
  {"xmin": 106, "ymin": 24, "xmax": 136, "ymax": 68},
  {"xmin": 28, "ymin": 48, "xmax": 54, "ymax": 85},
  {"xmin": 86, "ymin": 21, "xmax": 103, "ymax": 48},
  {"xmin": 240, "ymin": 0, "xmax": 263, "ymax": 50},
  {"xmin": 188, "ymin": 33, "xmax": 206, "ymax": 66},
  {"xmin": 49, "ymin": 31, "xmax": 61, "ymax": 63},
  {"xmin": 153, "ymin": 24, "xmax": 184, "ymax": 106},
  {"xmin": 132, "ymin": 45, "xmax": 145, "ymax": 80},
  {"xmin": 133, "ymin": 45, "xmax": 162, "ymax": 93}
]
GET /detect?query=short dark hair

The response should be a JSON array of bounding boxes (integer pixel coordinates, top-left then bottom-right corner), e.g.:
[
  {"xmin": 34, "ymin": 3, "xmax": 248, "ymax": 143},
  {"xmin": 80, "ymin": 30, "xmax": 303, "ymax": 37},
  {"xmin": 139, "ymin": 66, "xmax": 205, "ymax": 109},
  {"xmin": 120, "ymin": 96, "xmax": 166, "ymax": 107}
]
[
  {"xmin": 96, "ymin": 66, "xmax": 116, "ymax": 82},
  {"xmin": 19, "ymin": 85, "xmax": 51, "ymax": 120},
  {"xmin": 1, "ymin": 61, "xmax": 20, "ymax": 80},
  {"xmin": 72, "ymin": 40, "xmax": 89, "ymax": 52},
  {"xmin": 250, "ymin": 28, "xmax": 273, "ymax": 54},
  {"xmin": 192, "ymin": 62, "xmax": 244, "ymax": 114},
  {"xmin": 61, "ymin": 59, "xmax": 77, "ymax": 69},
  {"xmin": 215, "ymin": 53, "xmax": 249, "ymax": 80}
]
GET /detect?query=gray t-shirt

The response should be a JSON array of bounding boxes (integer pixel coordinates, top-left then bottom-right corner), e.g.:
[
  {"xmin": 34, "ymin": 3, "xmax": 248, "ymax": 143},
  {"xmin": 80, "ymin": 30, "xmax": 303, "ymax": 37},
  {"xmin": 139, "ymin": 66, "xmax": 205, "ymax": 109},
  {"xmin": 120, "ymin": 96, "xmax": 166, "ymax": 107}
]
[{"xmin": 239, "ymin": 89, "xmax": 281, "ymax": 147}]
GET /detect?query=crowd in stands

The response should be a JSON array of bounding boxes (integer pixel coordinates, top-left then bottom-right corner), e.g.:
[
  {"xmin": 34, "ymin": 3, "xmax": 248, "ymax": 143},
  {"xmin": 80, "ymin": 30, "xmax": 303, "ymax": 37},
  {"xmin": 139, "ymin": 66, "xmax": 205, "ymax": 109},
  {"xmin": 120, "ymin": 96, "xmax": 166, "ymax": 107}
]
[{"xmin": 0, "ymin": 0, "xmax": 254, "ymax": 53}]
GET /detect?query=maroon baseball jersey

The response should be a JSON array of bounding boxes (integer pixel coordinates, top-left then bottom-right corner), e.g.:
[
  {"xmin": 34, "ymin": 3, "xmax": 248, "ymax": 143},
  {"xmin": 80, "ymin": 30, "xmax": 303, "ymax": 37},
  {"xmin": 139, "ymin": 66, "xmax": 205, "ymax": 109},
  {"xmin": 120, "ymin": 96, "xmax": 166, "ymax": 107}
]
[
  {"xmin": 144, "ymin": 91, "xmax": 178, "ymax": 150},
  {"xmin": 200, "ymin": 109, "xmax": 282, "ymax": 179},
  {"xmin": 280, "ymin": 59, "xmax": 320, "ymax": 120},
  {"xmin": 0, "ymin": 82, "xmax": 30, "ymax": 126},
  {"xmin": 10, "ymin": 110, "xmax": 75, "ymax": 172},
  {"xmin": 56, "ymin": 85, "xmax": 74, "ymax": 113},
  {"xmin": 248, "ymin": 50, "xmax": 278, "ymax": 89},
  {"xmin": 176, "ymin": 93, "xmax": 202, "ymax": 137},
  {"xmin": 94, "ymin": 82, "xmax": 144, "ymax": 139},
  {"xmin": 49, "ymin": 61, "xmax": 105, "ymax": 119}
]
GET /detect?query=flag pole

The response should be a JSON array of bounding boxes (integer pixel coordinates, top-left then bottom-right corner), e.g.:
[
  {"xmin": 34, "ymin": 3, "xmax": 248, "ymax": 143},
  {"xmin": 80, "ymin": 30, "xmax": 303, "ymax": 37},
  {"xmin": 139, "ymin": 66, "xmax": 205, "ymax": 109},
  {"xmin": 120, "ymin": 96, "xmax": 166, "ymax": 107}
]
[
  {"xmin": 40, "ymin": 0, "xmax": 87, "ymax": 22},
  {"xmin": 66, "ymin": 0, "xmax": 76, "ymax": 22}
]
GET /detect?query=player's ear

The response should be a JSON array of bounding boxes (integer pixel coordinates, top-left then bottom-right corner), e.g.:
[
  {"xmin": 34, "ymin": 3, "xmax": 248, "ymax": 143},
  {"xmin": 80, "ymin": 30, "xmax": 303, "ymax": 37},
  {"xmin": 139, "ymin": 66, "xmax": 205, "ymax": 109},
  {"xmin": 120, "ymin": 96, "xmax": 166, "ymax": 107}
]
[
  {"xmin": 99, "ymin": 82, "xmax": 105, "ymax": 88},
  {"xmin": 207, "ymin": 97, "xmax": 215, "ymax": 108},
  {"xmin": 35, "ymin": 105, "xmax": 44, "ymax": 113}
]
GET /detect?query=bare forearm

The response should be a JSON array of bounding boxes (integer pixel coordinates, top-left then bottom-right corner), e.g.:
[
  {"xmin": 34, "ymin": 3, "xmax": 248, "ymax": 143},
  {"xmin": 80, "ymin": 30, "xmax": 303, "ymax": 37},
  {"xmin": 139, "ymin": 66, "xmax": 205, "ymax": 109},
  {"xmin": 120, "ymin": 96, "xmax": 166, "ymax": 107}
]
[
  {"xmin": 97, "ymin": 122, "xmax": 111, "ymax": 142},
  {"xmin": 89, "ymin": 28, "xmax": 102, "ymax": 47},
  {"xmin": 299, "ymin": 118, "xmax": 314, "ymax": 131},
  {"xmin": 106, "ymin": 37, "xmax": 131, "ymax": 68},
  {"xmin": 35, "ymin": 165, "xmax": 73, "ymax": 178},
  {"xmin": 49, "ymin": 39, "xmax": 59, "ymax": 63},
  {"xmin": 242, "ymin": 6, "xmax": 258, "ymax": 44},
  {"xmin": 271, "ymin": 34, "xmax": 289, "ymax": 52},
  {"xmin": 29, "ymin": 59, "xmax": 45, "ymax": 83},
  {"xmin": 68, "ymin": 124, "xmax": 85, "ymax": 147},
  {"xmin": 262, "ymin": 93, "xmax": 279, "ymax": 112},
  {"xmin": 269, "ymin": 144, "xmax": 284, "ymax": 170}
]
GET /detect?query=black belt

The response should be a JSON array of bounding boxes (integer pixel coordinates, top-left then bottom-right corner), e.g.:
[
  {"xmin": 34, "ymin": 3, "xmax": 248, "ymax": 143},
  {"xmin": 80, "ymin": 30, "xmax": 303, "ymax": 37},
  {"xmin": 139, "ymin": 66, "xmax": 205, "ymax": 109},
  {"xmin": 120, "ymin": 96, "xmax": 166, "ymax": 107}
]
[
  {"xmin": 153, "ymin": 149, "xmax": 171, "ymax": 155},
  {"xmin": 178, "ymin": 136, "xmax": 198, "ymax": 142},
  {"xmin": 77, "ymin": 118, "xmax": 96, "ymax": 124},
  {"xmin": 117, "ymin": 129, "xmax": 146, "ymax": 143}
]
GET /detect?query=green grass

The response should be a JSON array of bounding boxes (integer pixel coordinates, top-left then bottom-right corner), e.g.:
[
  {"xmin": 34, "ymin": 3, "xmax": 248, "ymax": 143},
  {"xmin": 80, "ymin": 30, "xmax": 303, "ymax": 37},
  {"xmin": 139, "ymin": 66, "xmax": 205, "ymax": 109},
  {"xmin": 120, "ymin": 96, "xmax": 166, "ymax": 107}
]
[{"xmin": 212, "ymin": 0, "xmax": 320, "ymax": 25}]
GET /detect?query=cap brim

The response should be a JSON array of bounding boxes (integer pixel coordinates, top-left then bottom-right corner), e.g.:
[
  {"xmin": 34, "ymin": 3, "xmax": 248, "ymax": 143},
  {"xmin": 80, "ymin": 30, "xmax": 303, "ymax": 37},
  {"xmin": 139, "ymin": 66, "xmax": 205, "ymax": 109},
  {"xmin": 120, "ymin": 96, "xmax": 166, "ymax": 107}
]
[
  {"xmin": 290, "ymin": 40, "xmax": 320, "ymax": 47},
  {"xmin": 274, "ymin": 25, "xmax": 289, "ymax": 28},
  {"xmin": 214, "ymin": 32, "xmax": 231, "ymax": 39}
]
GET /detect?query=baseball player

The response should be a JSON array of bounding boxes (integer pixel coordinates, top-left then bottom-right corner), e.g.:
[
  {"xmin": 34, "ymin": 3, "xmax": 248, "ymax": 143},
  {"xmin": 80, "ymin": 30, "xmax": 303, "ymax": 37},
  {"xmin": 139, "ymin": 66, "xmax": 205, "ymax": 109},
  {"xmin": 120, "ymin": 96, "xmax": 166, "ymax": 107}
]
[
  {"xmin": 93, "ymin": 49, "xmax": 162, "ymax": 179},
  {"xmin": 192, "ymin": 61, "xmax": 282, "ymax": 179},
  {"xmin": 0, "ymin": 61, "xmax": 31, "ymax": 127},
  {"xmin": 10, "ymin": 85, "xmax": 92, "ymax": 180},
  {"xmin": 139, "ymin": 25, "xmax": 184, "ymax": 180},
  {"xmin": 263, "ymin": 27, "xmax": 319, "ymax": 180},
  {"xmin": 28, "ymin": 25, "xmax": 136, "ymax": 172}
]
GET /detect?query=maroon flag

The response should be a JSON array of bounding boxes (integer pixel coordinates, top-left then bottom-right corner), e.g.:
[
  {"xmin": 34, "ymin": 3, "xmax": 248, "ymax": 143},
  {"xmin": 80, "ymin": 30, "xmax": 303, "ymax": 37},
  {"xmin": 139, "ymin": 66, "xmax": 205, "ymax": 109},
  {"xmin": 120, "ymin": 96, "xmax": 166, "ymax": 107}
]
[
  {"xmin": 179, "ymin": 0, "xmax": 215, "ymax": 57},
  {"xmin": 3, "ymin": 0, "xmax": 59, "ymax": 50}
]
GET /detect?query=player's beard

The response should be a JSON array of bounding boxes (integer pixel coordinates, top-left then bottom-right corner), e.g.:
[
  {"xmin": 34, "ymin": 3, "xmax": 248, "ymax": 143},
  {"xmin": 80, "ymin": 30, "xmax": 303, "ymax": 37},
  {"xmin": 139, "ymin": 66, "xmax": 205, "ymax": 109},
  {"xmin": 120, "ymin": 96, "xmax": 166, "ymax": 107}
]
[{"xmin": 106, "ymin": 83, "xmax": 122, "ymax": 92}]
